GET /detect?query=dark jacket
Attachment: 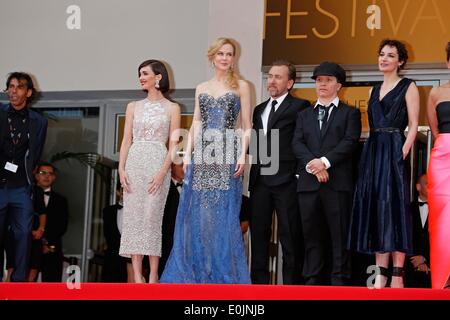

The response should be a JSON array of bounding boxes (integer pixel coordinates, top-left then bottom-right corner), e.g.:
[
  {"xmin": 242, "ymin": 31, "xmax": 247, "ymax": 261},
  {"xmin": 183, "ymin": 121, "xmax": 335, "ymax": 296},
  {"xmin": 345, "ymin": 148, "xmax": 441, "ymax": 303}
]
[
  {"xmin": 292, "ymin": 101, "xmax": 361, "ymax": 192},
  {"xmin": 0, "ymin": 103, "xmax": 48, "ymax": 184},
  {"xmin": 249, "ymin": 94, "xmax": 310, "ymax": 190}
]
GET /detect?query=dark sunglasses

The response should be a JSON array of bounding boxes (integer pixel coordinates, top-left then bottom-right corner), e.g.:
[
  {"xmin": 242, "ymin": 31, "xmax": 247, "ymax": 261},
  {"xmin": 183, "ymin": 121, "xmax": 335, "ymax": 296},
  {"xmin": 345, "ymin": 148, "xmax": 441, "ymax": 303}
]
[{"xmin": 38, "ymin": 170, "xmax": 55, "ymax": 176}]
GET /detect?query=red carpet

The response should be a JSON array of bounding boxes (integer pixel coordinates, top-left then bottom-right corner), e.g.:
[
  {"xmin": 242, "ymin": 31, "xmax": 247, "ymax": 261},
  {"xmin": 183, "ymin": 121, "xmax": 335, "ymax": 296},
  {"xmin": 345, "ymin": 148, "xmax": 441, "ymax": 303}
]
[{"xmin": 1, "ymin": 283, "xmax": 449, "ymax": 300}]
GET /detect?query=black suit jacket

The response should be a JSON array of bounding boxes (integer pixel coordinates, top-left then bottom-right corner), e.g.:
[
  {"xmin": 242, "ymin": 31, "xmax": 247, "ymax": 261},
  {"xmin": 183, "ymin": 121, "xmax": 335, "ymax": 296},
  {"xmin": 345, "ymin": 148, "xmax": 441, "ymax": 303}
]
[
  {"xmin": 103, "ymin": 204, "xmax": 122, "ymax": 255},
  {"xmin": 0, "ymin": 103, "xmax": 48, "ymax": 184},
  {"xmin": 404, "ymin": 200, "xmax": 431, "ymax": 287},
  {"xmin": 43, "ymin": 189, "xmax": 69, "ymax": 251},
  {"xmin": 292, "ymin": 101, "xmax": 361, "ymax": 192},
  {"xmin": 410, "ymin": 201, "xmax": 430, "ymax": 261},
  {"xmin": 249, "ymin": 94, "xmax": 310, "ymax": 190}
]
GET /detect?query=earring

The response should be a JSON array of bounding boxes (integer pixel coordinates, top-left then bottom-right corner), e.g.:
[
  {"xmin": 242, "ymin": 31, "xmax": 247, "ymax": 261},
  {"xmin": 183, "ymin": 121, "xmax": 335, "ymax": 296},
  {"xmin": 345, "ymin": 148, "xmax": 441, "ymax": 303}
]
[{"xmin": 155, "ymin": 79, "xmax": 160, "ymax": 89}]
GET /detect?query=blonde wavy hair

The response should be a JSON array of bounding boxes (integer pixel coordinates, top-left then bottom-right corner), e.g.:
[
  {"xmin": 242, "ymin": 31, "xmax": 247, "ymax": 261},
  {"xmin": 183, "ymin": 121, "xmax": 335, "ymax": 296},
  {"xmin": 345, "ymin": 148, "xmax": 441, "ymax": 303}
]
[{"xmin": 207, "ymin": 37, "xmax": 239, "ymax": 89}]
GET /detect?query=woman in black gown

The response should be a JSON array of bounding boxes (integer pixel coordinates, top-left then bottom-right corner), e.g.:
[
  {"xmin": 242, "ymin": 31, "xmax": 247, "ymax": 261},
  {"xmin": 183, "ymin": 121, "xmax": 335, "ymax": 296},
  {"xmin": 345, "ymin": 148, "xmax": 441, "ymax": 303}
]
[{"xmin": 348, "ymin": 39, "xmax": 420, "ymax": 288}]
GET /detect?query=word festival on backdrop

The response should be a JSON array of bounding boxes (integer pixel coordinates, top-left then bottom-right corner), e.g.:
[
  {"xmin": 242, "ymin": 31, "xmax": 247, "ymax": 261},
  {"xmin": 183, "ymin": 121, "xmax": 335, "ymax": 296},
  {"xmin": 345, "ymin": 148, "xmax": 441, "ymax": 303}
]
[{"xmin": 264, "ymin": 0, "xmax": 446, "ymax": 39}]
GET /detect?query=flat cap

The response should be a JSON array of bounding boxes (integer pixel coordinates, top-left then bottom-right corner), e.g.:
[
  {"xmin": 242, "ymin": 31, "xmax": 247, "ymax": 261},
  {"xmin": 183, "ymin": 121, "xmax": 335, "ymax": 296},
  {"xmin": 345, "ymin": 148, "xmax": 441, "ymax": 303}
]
[{"xmin": 311, "ymin": 61, "xmax": 346, "ymax": 84}]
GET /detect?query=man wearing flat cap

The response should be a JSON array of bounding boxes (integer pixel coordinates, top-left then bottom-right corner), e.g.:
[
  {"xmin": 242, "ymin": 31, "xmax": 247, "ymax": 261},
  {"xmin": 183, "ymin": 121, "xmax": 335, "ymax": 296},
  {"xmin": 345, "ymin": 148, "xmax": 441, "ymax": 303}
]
[{"xmin": 292, "ymin": 62, "xmax": 361, "ymax": 285}]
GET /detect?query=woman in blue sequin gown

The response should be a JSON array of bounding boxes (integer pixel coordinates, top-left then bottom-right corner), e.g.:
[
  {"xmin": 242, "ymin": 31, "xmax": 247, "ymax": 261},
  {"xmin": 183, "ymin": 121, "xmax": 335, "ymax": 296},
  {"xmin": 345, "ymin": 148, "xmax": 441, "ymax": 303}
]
[{"xmin": 160, "ymin": 38, "xmax": 252, "ymax": 284}]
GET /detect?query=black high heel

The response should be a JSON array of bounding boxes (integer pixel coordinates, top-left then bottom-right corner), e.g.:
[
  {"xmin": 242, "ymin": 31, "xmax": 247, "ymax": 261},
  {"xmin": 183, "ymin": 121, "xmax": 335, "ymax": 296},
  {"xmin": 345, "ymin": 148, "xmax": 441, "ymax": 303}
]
[
  {"xmin": 392, "ymin": 267, "xmax": 404, "ymax": 277},
  {"xmin": 391, "ymin": 267, "xmax": 404, "ymax": 288}
]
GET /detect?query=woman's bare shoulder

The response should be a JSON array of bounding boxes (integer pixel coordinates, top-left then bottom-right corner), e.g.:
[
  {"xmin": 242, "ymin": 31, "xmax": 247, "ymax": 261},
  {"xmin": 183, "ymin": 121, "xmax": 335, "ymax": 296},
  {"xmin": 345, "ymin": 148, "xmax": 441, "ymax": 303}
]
[{"xmin": 196, "ymin": 81, "xmax": 209, "ymax": 92}]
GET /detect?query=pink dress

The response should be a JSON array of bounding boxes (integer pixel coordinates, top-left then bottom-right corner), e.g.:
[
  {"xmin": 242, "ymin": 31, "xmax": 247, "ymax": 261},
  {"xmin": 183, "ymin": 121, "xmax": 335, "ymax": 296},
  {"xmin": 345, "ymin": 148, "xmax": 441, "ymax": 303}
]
[{"xmin": 428, "ymin": 101, "xmax": 450, "ymax": 289}]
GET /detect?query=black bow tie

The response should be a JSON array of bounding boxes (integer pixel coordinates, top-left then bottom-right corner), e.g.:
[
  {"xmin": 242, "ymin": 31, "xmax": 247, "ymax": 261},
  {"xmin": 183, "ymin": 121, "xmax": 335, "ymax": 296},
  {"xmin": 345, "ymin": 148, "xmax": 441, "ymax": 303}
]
[
  {"xmin": 418, "ymin": 201, "xmax": 427, "ymax": 207},
  {"xmin": 174, "ymin": 182, "xmax": 183, "ymax": 187},
  {"xmin": 43, "ymin": 191, "xmax": 51, "ymax": 196},
  {"xmin": 117, "ymin": 204, "xmax": 123, "ymax": 209}
]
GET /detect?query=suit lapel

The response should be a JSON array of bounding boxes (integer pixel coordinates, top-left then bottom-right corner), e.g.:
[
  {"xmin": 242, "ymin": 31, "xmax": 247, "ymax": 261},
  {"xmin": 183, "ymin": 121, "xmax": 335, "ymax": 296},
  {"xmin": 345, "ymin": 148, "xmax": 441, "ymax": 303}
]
[
  {"xmin": 267, "ymin": 94, "xmax": 291, "ymax": 131},
  {"xmin": 28, "ymin": 113, "xmax": 38, "ymax": 154},
  {"xmin": 0, "ymin": 107, "xmax": 7, "ymax": 147},
  {"xmin": 255, "ymin": 100, "xmax": 268, "ymax": 130},
  {"xmin": 46, "ymin": 191, "xmax": 53, "ymax": 209},
  {"xmin": 312, "ymin": 107, "xmax": 321, "ymax": 140}
]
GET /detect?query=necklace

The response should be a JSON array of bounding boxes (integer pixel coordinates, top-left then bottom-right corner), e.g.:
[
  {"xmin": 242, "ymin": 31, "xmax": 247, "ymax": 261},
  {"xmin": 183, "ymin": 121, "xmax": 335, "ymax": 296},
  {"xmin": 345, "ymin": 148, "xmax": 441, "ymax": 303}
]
[
  {"xmin": 383, "ymin": 78, "xmax": 401, "ymax": 91},
  {"xmin": 380, "ymin": 78, "xmax": 402, "ymax": 100}
]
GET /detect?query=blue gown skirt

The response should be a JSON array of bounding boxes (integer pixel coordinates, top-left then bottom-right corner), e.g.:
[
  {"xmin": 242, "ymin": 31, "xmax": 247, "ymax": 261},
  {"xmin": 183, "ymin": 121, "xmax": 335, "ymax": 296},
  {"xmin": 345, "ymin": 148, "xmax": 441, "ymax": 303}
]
[{"xmin": 160, "ymin": 163, "xmax": 251, "ymax": 284}]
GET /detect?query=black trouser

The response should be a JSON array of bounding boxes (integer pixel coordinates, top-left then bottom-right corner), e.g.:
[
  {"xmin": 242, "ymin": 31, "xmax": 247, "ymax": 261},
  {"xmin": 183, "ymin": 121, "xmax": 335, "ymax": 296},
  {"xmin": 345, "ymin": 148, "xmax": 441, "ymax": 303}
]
[
  {"xmin": 41, "ymin": 251, "xmax": 64, "ymax": 282},
  {"xmin": 250, "ymin": 178, "xmax": 303, "ymax": 284},
  {"xmin": 0, "ymin": 186, "xmax": 33, "ymax": 282},
  {"xmin": 159, "ymin": 182, "xmax": 180, "ymax": 277},
  {"xmin": 298, "ymin": 185, "xmax": 352, "ymax": 286}
]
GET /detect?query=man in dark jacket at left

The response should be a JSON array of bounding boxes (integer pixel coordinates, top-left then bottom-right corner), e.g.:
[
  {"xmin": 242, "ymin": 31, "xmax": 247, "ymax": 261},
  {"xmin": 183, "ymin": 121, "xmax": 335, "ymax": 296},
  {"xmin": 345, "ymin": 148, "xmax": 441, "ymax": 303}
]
[{"xmin": 0, "ymin": 72, "xmax": 47, "ymax": 282}]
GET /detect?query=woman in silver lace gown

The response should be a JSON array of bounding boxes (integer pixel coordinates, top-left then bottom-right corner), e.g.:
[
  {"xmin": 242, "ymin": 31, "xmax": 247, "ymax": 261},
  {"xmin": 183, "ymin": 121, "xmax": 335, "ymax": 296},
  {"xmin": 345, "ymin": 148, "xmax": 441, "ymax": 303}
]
[{"xmin": 119, "ymin": 60, "xmax": 180, "ymax": 283}]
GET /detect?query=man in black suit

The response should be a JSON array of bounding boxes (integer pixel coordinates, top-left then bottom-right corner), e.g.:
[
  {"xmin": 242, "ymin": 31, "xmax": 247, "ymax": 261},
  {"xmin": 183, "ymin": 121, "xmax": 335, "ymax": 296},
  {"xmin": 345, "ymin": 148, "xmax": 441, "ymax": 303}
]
[
  {"xmin": 292, "ymin": 62, "xmax": 361, "ymax": 286},
  {"xmin": 34, "ymin": 162, "xmax": 68, "ymax": 282},
  {"xmin": 0, "ymin": 72, "xmax": 48, "ymax": 282},
  {"xmin": 249, "ymin": 60, "xmax": 310, "ymax": 284},
  {"xmin": 405, "ymin": 174, "xmax": 431, "ymax": 288}
]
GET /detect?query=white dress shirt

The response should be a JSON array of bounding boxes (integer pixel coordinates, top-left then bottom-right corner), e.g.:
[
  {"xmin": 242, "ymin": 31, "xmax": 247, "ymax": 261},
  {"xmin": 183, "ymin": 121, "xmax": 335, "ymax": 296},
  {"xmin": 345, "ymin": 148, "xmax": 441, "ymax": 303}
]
[
  {"xmin": 43, "ymin": 188, "xmax": 51, "ymax": 207},
  {"xmin": 261, "ymin": 92, "xmax": 289, "ymax": 135},
  {"xmin": 418, "ymin": 197, "xmax": 428, "ymax": 228},
  {"xmin": 172, "ymin": 178, "xmax": 182, "ymax": 194},
  {"xmin": 313, "ymin": 97, "xmax": 340, "ymax": 130}
]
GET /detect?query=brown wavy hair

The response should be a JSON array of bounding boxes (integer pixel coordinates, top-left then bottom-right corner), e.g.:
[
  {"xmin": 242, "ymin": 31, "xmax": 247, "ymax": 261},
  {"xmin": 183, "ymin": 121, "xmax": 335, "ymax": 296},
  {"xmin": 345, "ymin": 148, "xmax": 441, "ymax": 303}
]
[
  {"xmin": 378, "ymin": 39, "xmax": 408, "ymax": 71},
  {"xmin": 207, "ymin": 37, "xmax": 239, "ymax": 89}
]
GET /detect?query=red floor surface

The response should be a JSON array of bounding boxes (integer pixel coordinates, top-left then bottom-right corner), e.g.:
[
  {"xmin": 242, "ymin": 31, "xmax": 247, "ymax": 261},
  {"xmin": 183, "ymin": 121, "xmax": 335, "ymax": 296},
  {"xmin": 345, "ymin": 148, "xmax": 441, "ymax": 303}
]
[{"xmin": 1, "ymin": 283, "xmax": 450, "ymax": 300}]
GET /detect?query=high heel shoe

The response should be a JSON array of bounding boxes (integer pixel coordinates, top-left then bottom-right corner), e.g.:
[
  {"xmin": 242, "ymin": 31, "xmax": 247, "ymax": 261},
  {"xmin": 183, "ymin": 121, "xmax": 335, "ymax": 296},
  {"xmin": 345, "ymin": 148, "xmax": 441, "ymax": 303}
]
[
  {"xmin": 374, "ymin": 266, "xmax": 390, "ymax": 289},
  {"xmin": 149, "ymin": 275, "xmax": 159, "ymax": 284},
  {"xmin": 134, "ymin": 275, "xmax": 146, "ymax": 283},
  {"xmin": 390, "ymin": 267, "xmax": 404, "ymax": 288}
]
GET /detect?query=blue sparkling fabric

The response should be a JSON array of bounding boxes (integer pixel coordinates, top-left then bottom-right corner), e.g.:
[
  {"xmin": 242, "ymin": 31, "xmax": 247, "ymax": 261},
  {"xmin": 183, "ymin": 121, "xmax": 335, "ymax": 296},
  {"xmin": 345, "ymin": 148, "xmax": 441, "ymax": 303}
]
[{"xmin": 160, "ymin": 92, "xmax": 251, "ymax": 284}]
